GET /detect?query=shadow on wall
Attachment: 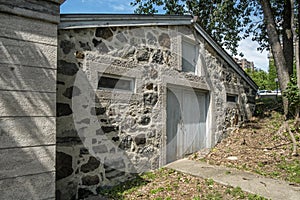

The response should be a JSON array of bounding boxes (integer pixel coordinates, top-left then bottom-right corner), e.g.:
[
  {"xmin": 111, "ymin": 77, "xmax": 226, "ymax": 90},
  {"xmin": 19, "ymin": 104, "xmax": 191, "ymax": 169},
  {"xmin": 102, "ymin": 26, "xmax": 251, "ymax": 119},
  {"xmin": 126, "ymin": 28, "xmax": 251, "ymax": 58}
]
[
  {"xmin": 56, "ymin": 25, "xmax": 212, "ymax": 199},
  {"xmin": 0, "ymin": 28, "xmax": 57, "ymax": 199},
  {"xmin": 55, "ymin": 26, "xmax": 173, "ymax": 199},
  {"xmin": 56, "ymin": 60, "xmax": 148, "ymax": 199}
]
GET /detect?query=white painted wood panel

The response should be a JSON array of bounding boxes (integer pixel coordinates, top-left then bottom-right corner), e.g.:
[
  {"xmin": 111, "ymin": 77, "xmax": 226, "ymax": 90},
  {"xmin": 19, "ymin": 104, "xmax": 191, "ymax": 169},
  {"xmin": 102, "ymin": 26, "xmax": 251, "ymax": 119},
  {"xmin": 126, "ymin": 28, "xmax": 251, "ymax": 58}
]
[{"xmin": 167, "ymin": 86, "xmax": 207, "ymax": 163}]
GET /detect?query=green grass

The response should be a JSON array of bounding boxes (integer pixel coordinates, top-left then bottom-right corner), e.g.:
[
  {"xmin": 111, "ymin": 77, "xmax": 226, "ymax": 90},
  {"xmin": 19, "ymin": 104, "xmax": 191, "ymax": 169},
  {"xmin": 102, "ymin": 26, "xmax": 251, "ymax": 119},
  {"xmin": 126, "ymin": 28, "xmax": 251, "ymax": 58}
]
[
  {"xmin": 97, "ymin": 175, "xmax": 149, "ymax": 199},
  {"xmin": 225, "ymin": 187, "xmax": 268, "ymax": 200},
  {"xmin": 225, "ymin": 187, "xmax": 245, "ymax": 198},
  {"xmin": 150, "ymin": 187, "xmax": 164, "ymax": 194},
  {"xmin": 277, "ymin": 159, "xmax": 300, "ymax": 183},
  {"xmin": 247, "ymin": 193, "xmax": 269, "ymax": 200},
  {"xmin": 205, "ymin": 192, "xmax": 222, "ymax": 200},
  {"xmin": 142, "ymin": 171, "xmax": 157, "ymax": 180},
  {"xmin": 97, "ymin": 168, "xmax": 270, "ymax": 200},
  {"xmin": 205, "ymin": 178, "xmax": 215, "ymax": 186},
  {"xmin": 192, "ymin": 197, "xmax": 201, "ymax": 200}
]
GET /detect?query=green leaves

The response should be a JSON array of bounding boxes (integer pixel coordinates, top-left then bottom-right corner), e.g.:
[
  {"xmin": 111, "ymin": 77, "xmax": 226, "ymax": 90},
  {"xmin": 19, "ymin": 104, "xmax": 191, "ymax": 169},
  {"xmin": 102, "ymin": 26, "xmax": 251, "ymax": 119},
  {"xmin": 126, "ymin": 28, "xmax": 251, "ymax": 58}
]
[
  {"xmin": 130, "ymin": 0, "xmax": 164, "ymax": 14},
  {"xmin": 245, "ymin": 68, "xmax": 270, "ymax": 90},
  {"xmin": 283, "ymin": 76, "xmax": 300, "ymax": 110},
  {"xmin": 130, "ymin": 0, "xmax": 299, "ymax": 65},
  {"xmin": 130, "ymin": 0, "xmax": 249, "ymax": 56}
]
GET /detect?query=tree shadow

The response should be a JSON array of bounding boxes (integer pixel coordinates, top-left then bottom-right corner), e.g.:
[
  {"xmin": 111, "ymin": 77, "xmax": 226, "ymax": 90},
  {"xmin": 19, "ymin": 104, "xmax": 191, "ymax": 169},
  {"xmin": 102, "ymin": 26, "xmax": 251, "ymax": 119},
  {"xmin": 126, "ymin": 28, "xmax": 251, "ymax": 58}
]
[
  {"xmin": 0, "ymin": 13, "xmax": 57, "ymax": 199},
  {"xmin": 56, "ymin": 59, "xmax": 147, "ymax": 200},
  {"xmin": 254, "ymin": 97, "xmax": 284, "ymax": 119},
  {"xmin": 95, "ymin": 175, "xmax": 150, "ymax": 200}
]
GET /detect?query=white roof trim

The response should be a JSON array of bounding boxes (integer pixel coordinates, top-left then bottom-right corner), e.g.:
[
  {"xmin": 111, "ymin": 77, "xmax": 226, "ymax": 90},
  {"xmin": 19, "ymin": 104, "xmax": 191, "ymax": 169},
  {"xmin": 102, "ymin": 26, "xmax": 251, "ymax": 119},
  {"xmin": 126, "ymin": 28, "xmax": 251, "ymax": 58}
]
[{"xmin": 59, "ymin": 14, "xmax": 192, "ymax": 29}]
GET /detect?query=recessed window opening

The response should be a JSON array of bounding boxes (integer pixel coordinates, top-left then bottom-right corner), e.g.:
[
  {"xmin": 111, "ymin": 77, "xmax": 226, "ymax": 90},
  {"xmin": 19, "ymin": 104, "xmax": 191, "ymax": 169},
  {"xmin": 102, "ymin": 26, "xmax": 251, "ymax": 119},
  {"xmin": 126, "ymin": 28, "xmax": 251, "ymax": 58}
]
[
  {"xmin": 227, "ymin": 94, "xmax": 238, "ymax": 103},
  {"xmin": 98, "ymin": 74, "xmax": 135, "ymax": 91},
  {"xmin": 182, "ymin": 37, "xmax": 198, "ymax": 73}
]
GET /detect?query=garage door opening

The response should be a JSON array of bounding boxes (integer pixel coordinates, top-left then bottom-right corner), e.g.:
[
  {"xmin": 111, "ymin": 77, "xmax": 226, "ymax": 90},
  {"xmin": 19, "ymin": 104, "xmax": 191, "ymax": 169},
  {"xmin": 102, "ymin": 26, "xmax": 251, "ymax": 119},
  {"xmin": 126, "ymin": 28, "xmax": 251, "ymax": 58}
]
[{"xmin": 166, "ymin": 86, "xmax": 208, "ymax": 163}]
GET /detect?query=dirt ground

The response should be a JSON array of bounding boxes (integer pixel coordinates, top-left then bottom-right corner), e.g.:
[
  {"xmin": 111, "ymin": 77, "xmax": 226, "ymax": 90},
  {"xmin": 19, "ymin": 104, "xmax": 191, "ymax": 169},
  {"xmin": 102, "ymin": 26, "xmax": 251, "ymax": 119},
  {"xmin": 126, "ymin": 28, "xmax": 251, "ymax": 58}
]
[
  {"xmin": 98, "ymin": 109, "xmax": 300, "ymax": 199},
  {"xmin": 99, "ymin": 168, "xmax": 267, "ymax": 200},
  {"xmin": 191, "ymin": 111, "xmax": 300, "ymax": 184}
]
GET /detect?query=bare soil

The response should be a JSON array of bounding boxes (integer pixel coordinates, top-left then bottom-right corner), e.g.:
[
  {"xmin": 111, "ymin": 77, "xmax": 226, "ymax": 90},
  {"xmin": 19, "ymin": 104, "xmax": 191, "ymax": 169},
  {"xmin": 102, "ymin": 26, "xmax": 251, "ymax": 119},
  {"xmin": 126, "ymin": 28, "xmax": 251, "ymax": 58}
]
[
  {"xmin": 97, "ymin": 110, "xmax": 300, "ymax": 200},
  {"xmin": 192, "ymin": 111, "xmax": 300, "ymax": 184},
  {"xmin": 98, "ymin": 168, "xmax": 266, "ymax": 200}
]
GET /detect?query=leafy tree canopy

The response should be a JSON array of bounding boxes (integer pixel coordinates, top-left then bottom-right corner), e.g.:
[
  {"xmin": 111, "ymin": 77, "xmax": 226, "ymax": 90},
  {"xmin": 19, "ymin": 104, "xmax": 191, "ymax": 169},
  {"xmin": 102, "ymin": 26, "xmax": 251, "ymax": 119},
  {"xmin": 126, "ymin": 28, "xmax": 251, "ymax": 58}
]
[
  {"xmin": 131, "ymin": 0, "xmax": 298, "ymax": 57},
  {"xmin": 245, "ymin": 68, "xmax": 270, "ymax": 90},
  {"xmin": 131, "ymin": 0, "xmax": 249, "ymax": 55}
]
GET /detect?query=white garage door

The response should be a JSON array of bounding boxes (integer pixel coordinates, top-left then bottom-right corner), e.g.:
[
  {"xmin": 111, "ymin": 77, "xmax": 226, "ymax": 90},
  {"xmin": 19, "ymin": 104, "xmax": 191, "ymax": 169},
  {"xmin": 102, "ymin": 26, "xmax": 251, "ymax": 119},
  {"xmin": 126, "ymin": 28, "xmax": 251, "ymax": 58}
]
[{"xmin": 166, "ymin": 86, "xmax": 207, "ymax": 163}]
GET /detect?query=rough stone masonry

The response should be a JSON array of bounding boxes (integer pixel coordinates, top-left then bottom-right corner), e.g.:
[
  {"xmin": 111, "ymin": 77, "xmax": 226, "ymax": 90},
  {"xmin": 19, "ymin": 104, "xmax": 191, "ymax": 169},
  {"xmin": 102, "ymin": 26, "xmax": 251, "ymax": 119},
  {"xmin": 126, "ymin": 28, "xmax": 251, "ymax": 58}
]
[{"xmin": 56, "ymin": 15, "xmax": 257, "ymax": 200}]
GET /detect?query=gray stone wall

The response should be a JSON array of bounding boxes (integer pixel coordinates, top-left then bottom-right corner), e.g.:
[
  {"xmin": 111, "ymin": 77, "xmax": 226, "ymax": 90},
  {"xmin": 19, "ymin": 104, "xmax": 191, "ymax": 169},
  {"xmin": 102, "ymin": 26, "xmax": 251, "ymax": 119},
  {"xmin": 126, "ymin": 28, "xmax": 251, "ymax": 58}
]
[
  {"xmin": 203, "ymin": 46, "xmax": 256, "ymax": 143},
  {"xmin": 0, "ymin": 0, "xmax": 64, "ymax": 199},
  {"xmin": 56, "ymin": 24, "xmax": 256, "ymax": 199}
]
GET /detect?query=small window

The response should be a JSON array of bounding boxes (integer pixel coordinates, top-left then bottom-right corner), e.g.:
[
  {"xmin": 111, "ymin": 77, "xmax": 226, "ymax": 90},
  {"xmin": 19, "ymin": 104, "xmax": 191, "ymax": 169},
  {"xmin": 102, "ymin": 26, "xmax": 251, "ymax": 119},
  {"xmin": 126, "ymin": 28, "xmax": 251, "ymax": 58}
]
[
  {"xmin": 98, "ymin": 74, "xmax": 134, "ymax": 91},
  {"xmin": 182, "ymin": 37, "xmax": 198, "ymax": 73},
  {"xmin": 227, "ymin": 94, "xmax": 238, "ymax": 103}
]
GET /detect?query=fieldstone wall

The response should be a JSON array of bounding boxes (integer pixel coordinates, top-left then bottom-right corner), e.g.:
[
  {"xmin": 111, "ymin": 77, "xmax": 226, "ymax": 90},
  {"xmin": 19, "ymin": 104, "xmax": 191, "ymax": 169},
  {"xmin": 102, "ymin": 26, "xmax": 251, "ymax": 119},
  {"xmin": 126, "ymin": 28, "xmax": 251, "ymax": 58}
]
[
  {"xmin": 177, "ymin": 26, "xmax": 256, "ymax": 144},
  {"xmin": 0, "ymin": 0, "xmax": 64, "ymax": 199},
  {"xmin": 56, "ymin": 24, "xmax": 256, "ymax": 199},
  {"xmin": 204, "ymin": 49, "xmax": 256, "ymax": 142}
]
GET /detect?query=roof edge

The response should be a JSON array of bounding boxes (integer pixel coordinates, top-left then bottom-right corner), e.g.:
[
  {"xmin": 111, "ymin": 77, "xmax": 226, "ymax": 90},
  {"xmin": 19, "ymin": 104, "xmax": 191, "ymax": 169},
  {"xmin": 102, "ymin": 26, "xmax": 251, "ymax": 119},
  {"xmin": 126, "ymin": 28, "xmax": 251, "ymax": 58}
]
[
  {"xmin": 59, "ymin": 14, "xmax": 193, "ymax": 29},
  {"xmin": 193, "ymin": 23, "xmax": 258, "ymax": 90},
  {"xmin": 58, "ymin": 14, "xmax": 258, "ymax": 90}
]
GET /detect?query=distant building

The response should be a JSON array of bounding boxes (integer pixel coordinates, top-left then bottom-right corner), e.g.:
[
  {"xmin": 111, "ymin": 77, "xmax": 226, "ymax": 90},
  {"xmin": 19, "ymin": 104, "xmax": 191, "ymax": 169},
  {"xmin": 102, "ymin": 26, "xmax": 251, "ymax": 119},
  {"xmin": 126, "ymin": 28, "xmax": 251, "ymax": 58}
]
[{"xmin": 234, "ymin": 57, "xmax": 255, "ymax": 71}]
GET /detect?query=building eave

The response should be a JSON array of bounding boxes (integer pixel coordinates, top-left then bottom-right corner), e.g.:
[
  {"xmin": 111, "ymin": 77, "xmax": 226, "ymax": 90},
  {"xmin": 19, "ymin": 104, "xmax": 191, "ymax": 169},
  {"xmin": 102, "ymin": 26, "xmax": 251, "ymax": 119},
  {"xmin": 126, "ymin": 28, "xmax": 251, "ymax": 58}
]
[
  {"xmin": 59, "ymin": 14, "xmax": 193, "ymax": 29},
  {"xmin": 193, "ymin": 23, "xmax": 258, "ymax": 91}
]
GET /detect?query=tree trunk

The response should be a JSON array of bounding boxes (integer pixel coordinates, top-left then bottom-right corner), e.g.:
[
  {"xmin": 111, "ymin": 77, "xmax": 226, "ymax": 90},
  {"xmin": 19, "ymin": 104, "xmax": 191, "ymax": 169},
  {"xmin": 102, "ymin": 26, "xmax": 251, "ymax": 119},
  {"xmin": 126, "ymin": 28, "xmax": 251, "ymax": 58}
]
[
  {"xmin": 260, "ymin": 0, "xmax": 291, "ymax": 118},
  {"xmin": 283, "ymin": 0, "xmax": 294, "ymax": 75},
  {"xmin": 296, "ymin": 0, "xmax": 300, "ymax": 127},
  {"xmin": 297, "ymin": 0, "xmax": 300, "ymax": 90}
]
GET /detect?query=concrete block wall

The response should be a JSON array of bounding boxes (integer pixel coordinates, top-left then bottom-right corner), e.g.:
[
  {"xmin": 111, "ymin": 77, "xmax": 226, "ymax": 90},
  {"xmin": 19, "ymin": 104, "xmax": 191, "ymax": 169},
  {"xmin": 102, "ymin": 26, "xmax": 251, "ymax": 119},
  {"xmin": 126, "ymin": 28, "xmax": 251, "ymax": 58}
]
[{"xmin": 0, "ymin": 0, "xmax": 64, "ymax": 199}]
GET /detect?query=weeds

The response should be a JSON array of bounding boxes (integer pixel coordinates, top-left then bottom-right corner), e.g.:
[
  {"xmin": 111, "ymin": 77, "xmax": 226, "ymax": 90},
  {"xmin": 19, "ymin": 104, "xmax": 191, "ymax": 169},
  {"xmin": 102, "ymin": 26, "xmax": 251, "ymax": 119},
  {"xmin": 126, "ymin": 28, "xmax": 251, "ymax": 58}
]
[
  {"xmin": 96, "ymin": 168, "xmax": 265, "ymax": 199},
  {"xmin": 247, "ymin": 194, "xmax": 269, "ymax": 200},
  {"xmin": 150, "ymin": 187, "xmax": 164, "ymax": 194},
  {"xmin": 277, "ymin": 159, "xmax": 300, "ymax": 183},
  {"xmin": 205, "ymin": 178, "xmax": 215, "ymax": 186},
  {"xmin": 205, "ymin": 192, "xmax": 222, "ymax": 200}
]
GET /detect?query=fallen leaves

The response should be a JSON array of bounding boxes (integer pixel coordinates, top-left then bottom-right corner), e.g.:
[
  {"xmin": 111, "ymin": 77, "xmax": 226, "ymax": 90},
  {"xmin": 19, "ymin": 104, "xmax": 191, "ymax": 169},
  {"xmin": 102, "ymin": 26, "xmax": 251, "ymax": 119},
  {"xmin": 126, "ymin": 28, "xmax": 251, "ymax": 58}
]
[{"xmin": 193, "ymin": 111, "xmax": 300, "ymax": 183}]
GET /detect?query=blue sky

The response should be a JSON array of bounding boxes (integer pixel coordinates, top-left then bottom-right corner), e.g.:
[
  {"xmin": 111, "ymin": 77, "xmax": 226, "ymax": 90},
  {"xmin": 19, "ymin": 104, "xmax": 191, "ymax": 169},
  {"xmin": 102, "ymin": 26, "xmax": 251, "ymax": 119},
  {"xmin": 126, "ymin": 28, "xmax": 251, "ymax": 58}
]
[
  {"xmin": 61, "ymin": 0, "xmax": 137, "ymax": 14},
  {"xmin": 61, "ymin": 0, "xmax": 269, "ymax": 71}
]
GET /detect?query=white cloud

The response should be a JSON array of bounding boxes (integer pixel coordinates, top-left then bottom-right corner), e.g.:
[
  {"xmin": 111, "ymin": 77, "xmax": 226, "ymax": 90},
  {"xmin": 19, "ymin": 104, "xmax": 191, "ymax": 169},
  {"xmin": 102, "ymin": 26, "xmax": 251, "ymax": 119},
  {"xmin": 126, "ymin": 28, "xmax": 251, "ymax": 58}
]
[
  {"xmin": 110, "ymin": 2, "xmax": 135, "ymax": 13},
  {"xmin": 237, "ymin": 37, "xmax": 269, "ymax": 71},
  {"xmin": 112, "ymin": 4, "xmax": 126, "ymax": 11}
]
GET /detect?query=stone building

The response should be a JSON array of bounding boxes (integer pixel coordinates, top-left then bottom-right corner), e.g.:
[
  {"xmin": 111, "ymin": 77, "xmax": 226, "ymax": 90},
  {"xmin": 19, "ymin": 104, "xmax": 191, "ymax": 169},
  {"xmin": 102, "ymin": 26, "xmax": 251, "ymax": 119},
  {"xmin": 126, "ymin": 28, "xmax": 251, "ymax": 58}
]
[{"xmin": 56, "ymin": 14, "xmax": 258, "ymax": 199}]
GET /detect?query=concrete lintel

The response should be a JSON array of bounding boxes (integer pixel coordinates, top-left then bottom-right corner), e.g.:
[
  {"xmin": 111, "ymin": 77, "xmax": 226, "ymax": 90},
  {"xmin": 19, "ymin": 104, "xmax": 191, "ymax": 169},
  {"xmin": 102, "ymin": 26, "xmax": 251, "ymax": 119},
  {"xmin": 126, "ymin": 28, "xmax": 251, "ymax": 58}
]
[{"xmin": 0, "ymin": 0, "xmax": 63, "ymax": 24}]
